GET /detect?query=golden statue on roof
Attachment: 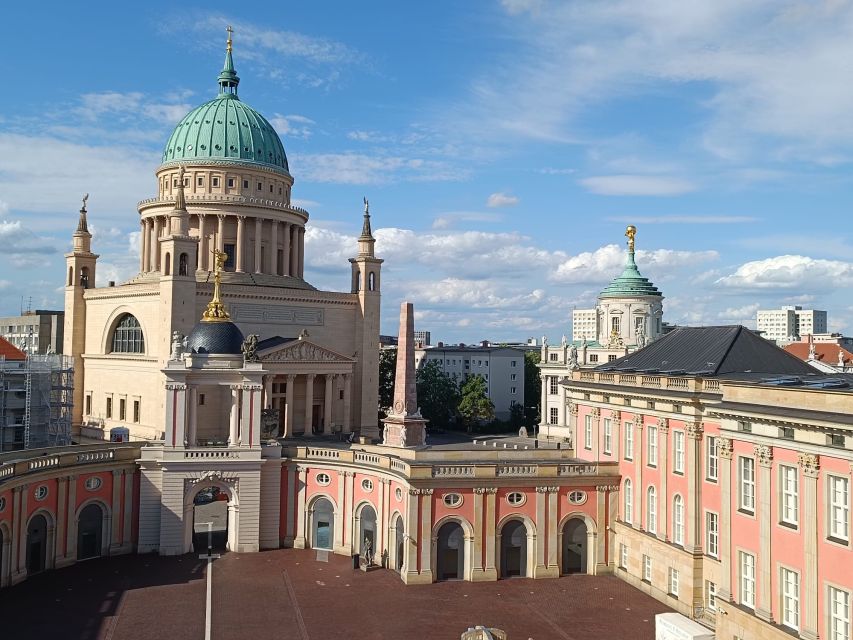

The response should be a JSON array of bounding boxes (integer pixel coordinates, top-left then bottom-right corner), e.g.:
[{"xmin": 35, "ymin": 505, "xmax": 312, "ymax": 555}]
[
  {"xmin": 625, "ymin": 225, "xmax": 637, "ymax": 252},
  {"xmin": 201, "ymin": 248, "xmax": 231, "ymax": 322}
]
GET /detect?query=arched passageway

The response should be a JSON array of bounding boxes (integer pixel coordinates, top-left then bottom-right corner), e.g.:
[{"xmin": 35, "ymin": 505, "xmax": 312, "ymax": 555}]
[
  {"xmin": 394, "ymin": 515, "xmax": 405, "ymax": 572},
  {"xmin": 27, "ymin": 515, "xmax": 49, "ymax": 574},
  {"xmin": 77, "ymin": 503, "xmax": 104, "ymax": 560},
  {"xmin": 500, "ymin": 520, "xmax": 528, "ymax": 578},
  {"xmin": 311, "ymin": 498, "xmax": 335, "ymax": 550},
  {"xmin": 436, "ymin": 521, "xmax": 465, "ymax": 581},
  {"xmin": 562, "ymin": 519, "xmax": 588, "ymax": 575},
  {"xmin": 193, "ymin": 487, "xmax": 229, "ymax": 552},
  {"xmin": 358, "ymin": 504, "xmax": 377, "ymax": 560}
]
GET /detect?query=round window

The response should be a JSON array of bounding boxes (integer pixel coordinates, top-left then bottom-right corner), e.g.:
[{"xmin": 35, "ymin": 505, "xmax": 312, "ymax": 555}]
[
  {"xmin": 506, "ymin": 491, "xmax": 526, "ymax": 506},
  {"xmin": 361, "ymin": 479, "xmax": 374, "ymax": 492},
  {"xmin": 0, "ymin": 496, "xmax": 5, "ymax": 512},
  {"xmin": 443, "ymin": 493, "xmax": 463, "ymax": 508},
  {"xmin": 35, "ymin": 485, "xmax": 48, "ymax": 501},
  {"xmin": 568, "ymin": 490, "xmax": 588, "ymax": 505},
  {"xmin": 316, "ymin": 473, "xmax": 331, "ymax": 486},
  {"xmin": 395, "ymin": 487, "xmax": 403, "ymax": 502},
  {"xmin": 85, "ymin": 476, "xmax": 102, "ymax": 491}
]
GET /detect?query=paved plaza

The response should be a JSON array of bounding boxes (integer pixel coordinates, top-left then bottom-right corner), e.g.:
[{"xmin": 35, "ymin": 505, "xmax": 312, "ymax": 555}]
[{"xmin": 0, "ymin": 549, "xmax": 671, "ymax": 639}]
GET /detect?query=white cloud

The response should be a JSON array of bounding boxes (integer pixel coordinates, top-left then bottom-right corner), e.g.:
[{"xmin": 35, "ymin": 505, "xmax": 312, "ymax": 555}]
[
  {"xmin": 500, "ymin": 0, "xmax": 544, "ymax": 16},
  {"xmin": 431, "ymin": 211, "xmax": 502, "ymax": 229},
  {"xmin": 486, "ymin": 192, "xmax": 520, "ymax": 207},
  {"xmin": 270, "ymin": 114, "xmax": 315, "ymax": 139},
  {"xmin": 0, "ymin": 220, "xmax": 59, "ymax": 257},
  {"xmin": 551, "ymin": 244, "xmax": 718, "ymax": 284},
  {"xmin": 77, "ymin": 91, "xmax": 191, "ymax": 125},
  {"xmin": 292, "ymin": 153, "xmax": 464, "ymax": 185},
  {"xmin": 715, "ymin": 255, "xmax": 853, "ymax": 290},
  {"xmin": 538, "ymin": 167, "xmax": 575, "ymax": 175},
  {"xmin": 579, "ymin": 175, "xmax": 697, "ymax": 196},
  {"xmin": 717, "ymin": 303, "xmax": 760, "ymax": 326},
  {"xmin": 402, "ymin": 278, "xmax": 548, "ymax": 310}
]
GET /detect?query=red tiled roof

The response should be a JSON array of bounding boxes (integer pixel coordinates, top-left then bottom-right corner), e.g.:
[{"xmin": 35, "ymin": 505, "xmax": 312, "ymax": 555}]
[
  {"xmin": 785, "ymin": 342, "xmax": 853, "ymax": 365},
  {"xmin": 0, "ymin": 336, "xmax": 26, "ymax": 361}
]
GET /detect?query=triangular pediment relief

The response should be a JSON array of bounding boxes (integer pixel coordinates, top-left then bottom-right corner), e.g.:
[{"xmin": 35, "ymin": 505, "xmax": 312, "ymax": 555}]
[{"xmin": 259, "ymin": 339, "xmax": 355, "ymax": 363}]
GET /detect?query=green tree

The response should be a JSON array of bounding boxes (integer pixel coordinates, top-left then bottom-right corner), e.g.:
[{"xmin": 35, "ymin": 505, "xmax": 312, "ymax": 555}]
[
  {"xmin": 416, "ymin": 360, "xmax": 459, "ymax": 429},
  {"xmin": 523, "ymin": 350, "xmax": 541, "ymax": 426},
  {"xmin": 457, "ymin": 374, "xmax": 495, "ymax": 433},
  {"xmin": 378, "ymin": 347, "xmax": 397, "ymax": 418}
]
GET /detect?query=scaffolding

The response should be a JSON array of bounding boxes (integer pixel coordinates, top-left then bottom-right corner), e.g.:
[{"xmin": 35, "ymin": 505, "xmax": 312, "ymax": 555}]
[{"xmin": 0, "ymin": 354, "xmax": 73, "ymax": 451}]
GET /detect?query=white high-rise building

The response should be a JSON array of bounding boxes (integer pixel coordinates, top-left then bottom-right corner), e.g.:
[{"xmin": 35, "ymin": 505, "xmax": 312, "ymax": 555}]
[{"xmin": 756, "ymin": 305, "xmax": 827, "ymax": 345}]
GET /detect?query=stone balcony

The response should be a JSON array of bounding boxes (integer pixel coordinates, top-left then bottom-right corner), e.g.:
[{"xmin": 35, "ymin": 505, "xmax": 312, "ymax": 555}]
[
  {"xmin": 573, "ymin": 370, "xmax": 721, "ymax": 393},
  {"xmin": 0, "ymin": 443, "xmax": 143, "ymax": 485}
]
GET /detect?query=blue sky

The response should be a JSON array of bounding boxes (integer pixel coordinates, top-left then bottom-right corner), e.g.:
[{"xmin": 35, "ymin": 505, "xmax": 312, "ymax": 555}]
[{"xmin": 3, "ymin": 1, "xmax": 853, "ymax": 342}]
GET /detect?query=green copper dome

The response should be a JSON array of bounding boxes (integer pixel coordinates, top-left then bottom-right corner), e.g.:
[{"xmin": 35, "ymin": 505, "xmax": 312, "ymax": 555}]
[
  {"xmin": 161, "ymin": 34, "xmax": 289, "ymax": 175},
  {"xmin": 600, "ymin": 228, "xmax": 662, "ymax": 298}
]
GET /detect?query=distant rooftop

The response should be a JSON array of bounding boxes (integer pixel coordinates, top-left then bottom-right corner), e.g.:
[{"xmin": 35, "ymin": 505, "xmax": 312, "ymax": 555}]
[{"xmin": 0, "ymin": 336, "xmax": 26, "ymax": 361}]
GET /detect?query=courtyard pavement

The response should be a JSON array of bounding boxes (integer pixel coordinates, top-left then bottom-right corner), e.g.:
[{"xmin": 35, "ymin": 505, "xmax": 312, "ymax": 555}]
[{"xmin": 0, "ymin": 549, "xmax": 673, "ymax": 639}]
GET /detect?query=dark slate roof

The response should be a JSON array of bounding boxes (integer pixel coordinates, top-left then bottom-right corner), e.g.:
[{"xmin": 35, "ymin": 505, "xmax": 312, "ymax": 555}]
[
  {"xmin": 257, "ymin": 336, "xmax": 297, "ymax": 351},
  {"xmin": 596, "ymin": 325, "xmax": 815, "ymax": 377},
  {"xmin": 186, "ymin": 321, "xmax": 245, "ymax": 355}
]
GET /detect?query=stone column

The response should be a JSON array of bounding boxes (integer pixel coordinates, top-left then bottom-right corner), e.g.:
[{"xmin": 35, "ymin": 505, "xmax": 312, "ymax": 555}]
[
  {"xmin": 270, "ymin": 220, "xmax": 279, "ymax": 275},
  {"xmin": 263, "ymin": 376, "xmax": 272, "ymax": 409},
  {"xmin": 344, "ymin": 471, "xmax": 356, "ymax": 553},
  {"xmin": 294, "ymin": 466, "xmax": 308, "ymax": 548},
  {"xmin": 404, "ymin": 490, "xmax": 420, "ymax": 580},
  {"xmin": 377, "ymin": 479, "xmax": 388, "ymax": 560},
  {"xmin": 419, "ymin": 489, "xmax": 433, "ymax": 580},
  {"xmin": 235, "ymin": 216, "xmax": 246, "ymax": 272},
  {"xmin": 304, "ymin": 374, "xmax": 315, "ymax": 436},
  {"xmin": 197, "ymin": 214, "xmax": 207, "ymax": 270},
  {"xmin": 229, "ymin": 385, "xmax": 240, "ymax": 445},
  {"xmin": 55, "ymin": 476, "xmax": 68, "ymax": 564},
  {"xmin": 335, "ymin": 472, "xmax": 347, "ymax": 552},
  {"xmin": 285, "ymin": 374, "xmax": 295, "ymax": 437},
  {"xmin": 187, "ymin": 387, "xmax": 198, "ymax": 446},
  {"xmin": 472, "ymin": 488, "xmax": 485, "ymax": 578},
  {"xmin": 65, "ymin": 476, "xmax": 77, "ymax": 564},
  {"xmin": 240, "ymin": 384, "xmax": 262, "ymax": 447},
  {"xmin": 289, "ymin": 225, "xmax": 299, "ymax": 277},
  {"xmin": 547, "ymin": 488, "xmax": 559, "ymax": 573},
  {"xmin": 111, "ymin": 470, "xmax": 123, "ymax": 551},
  {"xmin": 343, "ymin": 373, "xmax": 352, "ymax": 434},
  {"xmin": 634, "ymin": 417, "xmax": 644, "ymax": 528},
  {"xmin": 282, "ymin": 222, "xmax": 291, "ymax": 276},
  {"xmin": 139, "ymin": 219, "xmax": 147, "ymax": 272},
  {"xmin": 592, "ymin": 408, "xmax": 601, "ymax": 462},
  {"xmin": 534, "ymin": 487, "xmax": 548, "ymax": 576},
  {"xmin": 122, "ymin": 469, "xmax": 134, "ymax": 548},
  {"xmin": 254, "ymin": 217, "xmax": 263, "ymax": 273},
  {"xmin": 483, "ymin": 488, "xmax": 497, "ymax": 579},
  {"xmin": 595, "ymin": 486, "xmax": 607, "ymax": 574},
  {"xmin": 685, "ymin": 422, "xmax": 703, "ymax": 554},
  {"xmin": 539, "ymin": 374, "xmax": 548, "ymax": 429},
  {"xmin": 658, "ymin": 418, "xmax": 669, "ymax": 542},
  {"xmin": 799, "ymin": 453, "xmax": 820, "ymax": 640},
  {"xmin": 717, "ymin": 437, "xmax": 734, "ymax": 601},
  {"xmin": 557, "ymin": 381, "xmax": 567, "ymax": 428},
  {"xmin": 612, "ymin": 411, "xmax": 621, "ymax": 460},
  {"xmin": 165, "ymin": 383, "xmax": 187, "ymax": 448},
  {"xmin": 323, "ymin": 374, "xmax": 334, "ymax": 434},
  {"xmin": 755, "ymin": 444, "xmax": 773, "ymax": 622},
  {"xmin": 152, "ymin": 216, "xmax": 162, "ymax": 271},
  {"xmin": 216, "ymin": 215, "xmax": 225, "ymax": 252},
  {"xmin": 13, "ymin": 486, "xmax": 26, "ymax": 578}
]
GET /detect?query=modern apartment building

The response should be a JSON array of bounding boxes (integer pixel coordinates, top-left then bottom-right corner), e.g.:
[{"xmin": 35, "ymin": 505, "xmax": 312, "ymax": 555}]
[
  {"xmin": 0, "ymin": 311, "xmax": 64, "ymax": 354},
  {"xmin": 757, "ymin": 306, "xmax": 828, "ymax": 345}
]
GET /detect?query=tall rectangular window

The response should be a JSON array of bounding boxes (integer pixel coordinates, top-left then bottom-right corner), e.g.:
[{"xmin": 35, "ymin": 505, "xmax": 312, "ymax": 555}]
[
  {"xmin": 619, "ymin": 544, "xmax": 627, "ymax": 569},
  {"xmin": 624, "ymin": 421, "xmax": 634, "ymax": 460},
  {"xmin": 780, "ymin": 568, "xmax": 800, "ymax": 631},
  {"xmin": 603, "ymin": 419, "xmax": 612, "ymax": 454},
  {"xmin": 119, "ymin": 398, "xmax": 126, "ymax": 421},
  {"xmin": 705, "ymin": 580, "xmax": 717, "ymax": 612},
  {"xmin": 549, "ymin": 407, "xmax": 558, "ymax": 425},
  {"xmin": 739, "ymin": 551, "xmax": 756, "ymax": 608},
  {"xmin": 647, "ymin": 426, "xmax": 658, "ymax": 467},
  {"xmin": 739, "ymin": 456, "xmax": 756, "ymax": 513},
  {"xmin": 673, "ymin": 430, "xmax": 685, "ymax": 474},
  {"xmin": 706, "ymin": 511, "xmax": 719, "ymax": 558},
  {"xmin": 780, "ymin": 465, "xmax": 799, "ymax": 527},
  {"xmin": 642, "ymin": 555, "xmax": 652, "ymax": 582},
  {"xmin": 85, "ymin": 394, "xmax": 92, "ymax": 416},
  {"xmin": 830, "ymin": 586, "xmax": 850, "ymax": 640},
  {"xmin": 549, "ymin": 377, "xmax": 558, "ymax": 394},
  {"xmin": 829, "ymin": 476, "xmax": 850, "ymax": 542},
  {"xmin": 706, "ymin": 435, "xmax": 718, "ymax": 481},
  {"xmin": 106, "ymin": 396, "xmax": 113, "ymax": 419},
  {"xmin": 668, "ymin": 568, "xmax": 679, "ymax": 597},
  {"xmin": 133, "ymin": 400, "xmax": 140, "ymax": 423},
  {"xmin": 584, "ymin": 415, "xmax": 592, "ymax": 450}
]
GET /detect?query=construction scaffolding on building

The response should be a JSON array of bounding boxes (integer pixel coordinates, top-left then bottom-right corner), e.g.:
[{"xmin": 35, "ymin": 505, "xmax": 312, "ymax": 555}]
[{"xmin": 0, "ymin": 354, "xmax": 73, "ymax": 451}]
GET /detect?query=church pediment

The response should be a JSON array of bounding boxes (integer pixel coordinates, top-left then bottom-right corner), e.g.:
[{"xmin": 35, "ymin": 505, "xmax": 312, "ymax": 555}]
[{"xmin": 259, "ymin": 339, "xmax": 354, "ymax": 363}]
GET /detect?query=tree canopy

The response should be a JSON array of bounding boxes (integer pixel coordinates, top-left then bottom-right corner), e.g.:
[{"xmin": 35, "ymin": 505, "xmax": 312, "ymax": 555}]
[
  {"xmin": 416, "ymin": 360, "xmax": 459, "ymax": 428},
  {"xmin": 457, "ymin": 374, "xmax": 495, "ymax": 431}
]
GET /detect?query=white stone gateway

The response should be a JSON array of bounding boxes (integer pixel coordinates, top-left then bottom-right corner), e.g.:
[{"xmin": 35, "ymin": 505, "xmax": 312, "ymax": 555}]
[{"xmin": 655, "ymin": 613, "xmax": 714, "ymax": 640}]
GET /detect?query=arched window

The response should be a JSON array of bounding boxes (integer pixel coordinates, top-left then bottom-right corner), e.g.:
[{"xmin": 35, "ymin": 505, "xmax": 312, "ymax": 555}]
[
  {"xmin": 368, "ymin": 271, "xmax": 375, "ymax": 291},
  {"xmin": 646, "ymin": 486, "xmax": 657, "ymax": 534},
  {"xmin": 80, "ymin": 266, "xmax": 90, "ymax": 289},
  {"xmin": 164, "ymin": 252, "xmax": 171, "ymax": 276},
  {"xmin": 68, "ymin": 266, "xmax": 73, "ymax": 286},
  {"xmin": 179, "ymin": 253, "xmax": 188, "ymax": 276},
  {"xmin": 673, "ymin": 495, "xmax": 684, "ymax": 545},
  {"xmin": 623, "ymin": 479, "xmax": 633, "ymax": 524},
  {"xmin": 110, "ymin": 314, "xmax": 145, "ymax": 354}
]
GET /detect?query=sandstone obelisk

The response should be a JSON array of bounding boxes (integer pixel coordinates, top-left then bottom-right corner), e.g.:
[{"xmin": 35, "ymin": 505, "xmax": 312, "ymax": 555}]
[{"xmin": 382, "ymin": 302, "xmax": 427, "ymax": 447}]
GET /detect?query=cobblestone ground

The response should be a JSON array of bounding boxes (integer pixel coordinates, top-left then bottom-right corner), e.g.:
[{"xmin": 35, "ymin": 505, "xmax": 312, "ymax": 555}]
[{"xmin": 0, "ymin": 549, "xmax": 672, "ymax": 639}]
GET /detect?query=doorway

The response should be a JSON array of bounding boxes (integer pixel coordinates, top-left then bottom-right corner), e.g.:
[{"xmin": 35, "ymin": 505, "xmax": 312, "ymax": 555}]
[
  {"xmin": 394, "ymin": 516, "xmax": 405, "ymax": 572},
  {"xmin": 358, "ymin": 504, "xmax": 377, "ymax": 561},
  {"xmin": 193, "ymin": 487, "xmax": 228, "ymax": 553},
  {"xmin": 77, "ymin": 503, "xmax": 104, "ymax": 560},
  {"xmin": 562, "ymin": 519, "xmax": 588, "ymax": 574},
  {"xmin": 500, "ymin": 520, "xmax": 528, "ymax": 578},
  {"xmin": 311, "ymin": 498, "xmax": 335, "ymax": 550},
  {"xmin": 26, "ymin": 514, "xmax": 48, "ymax": 574},
  {"xmin": 312, "ymin": 404, "xmax": 322, "ymax": 435},
  {"xmin": 436, "ymin": 521, "xmax": 465, "ymax": 581}
]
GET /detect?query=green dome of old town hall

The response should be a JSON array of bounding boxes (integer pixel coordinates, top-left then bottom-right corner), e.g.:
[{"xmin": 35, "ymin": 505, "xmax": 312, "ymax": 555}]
[
  {"xmin": 599, "ymin": 225, "xmax": 662, "ymax": 299},
  {"xmin": 161, "ymin": 32, "xmax": 289, "ymax": 175}
]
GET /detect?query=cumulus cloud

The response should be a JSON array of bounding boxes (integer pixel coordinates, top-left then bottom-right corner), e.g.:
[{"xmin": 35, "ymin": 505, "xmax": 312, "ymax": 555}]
[
  {"xmin": 77, "ymin": 91, "xmax": 191, "ymax": 125},
  {"xmin": 579, "ymin": 175, "xmax": 697, "ymax": 196},
  {"xmin": 431, "ymin": 211, "xmax": 502, "ymax": 229},
  {"xmin": 486, "ymin": 192, "xmax": 520, "ymax": 207},
  {"xmin": 0, "ymin": 220, "xmax": 59, "ymax": 257},
  {"xmin": 270, "ymin": 114, "xmax": 315, "ymax": 139},
  {"xmin": 715, "ymin": 255, "xmax": 853, "ymax": 290},
  {"xmin": 551, "ymin": 244, "xmax": 718, "ymax": 284}
]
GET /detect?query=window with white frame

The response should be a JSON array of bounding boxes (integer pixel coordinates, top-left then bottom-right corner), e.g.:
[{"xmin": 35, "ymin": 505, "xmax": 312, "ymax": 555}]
[
  {"xmin": 642, "ymin": 554, "xmax": 652, "ymax": 582},
  {"xmin": 705, "ymin": 580, "xmax": 717, "ymax": 612},
  {"xmin": 829, "ymin": 475, "xmax": 850, "ymax": 543},
  {"xmin": 672, "ymin": 495, "xmax": 684, "ymax": 545},
  {"xmin": 780, "ymin": 465, "xmax": 799, "ymax": 527},
  {"xmin": 584, "ymin": 415, "xmax": 592, "ymax": 449},
  {"xmin": 549, "ymin": 407, "xmax": 558, "ymax": 425},
  {"xmin": 624, "ymin": 421, "xmax": 633, "ymax": 460},
  {"xmin": 780, "ymin": 567, "xmax": 800, "ymax": 631},
  {"xmin": 619, "ymin": 543, "xmax": 628, "ymax": 569},
  {"xmin": 623, "ymin": 479, "xmax": 633, "ymax": 523},
  {"xmin": 646, "ymin": 486, "xmax": 657, "ymax": 534},
  {"xmin": 673, "ymin": 431, "xmax": 685, "ymax": 474},
  {"xmin": 739, "ymin": 551, "xmax": 756, "ymax": 608},
  {"xmin": 830, "ymin": 586, "xmax": 850, "ymax": 640},
  {"xmin": 647, "ymin": 426, "xmax": 658, "ymax": 467},
  {"xmin": 549, "ymin": 377, "xmax": 558, "ymax": 394},
  {"xmin": 668, "ymin": 568, "xmax": 679, "ymax": 597},
  {"xmin": 706, "ymin": 511, "xmax": 719, "ymax": 558},
  {"xmin": 603, "ymin": 419, "xmax": 612, "ymax": 454},
  {"xmin": 706, "ymin": 435, "xmax": 718, "ymax": 481},
  {"xmin": 739, "ymin": 456, "xmax": 756, "ymax": 513}
]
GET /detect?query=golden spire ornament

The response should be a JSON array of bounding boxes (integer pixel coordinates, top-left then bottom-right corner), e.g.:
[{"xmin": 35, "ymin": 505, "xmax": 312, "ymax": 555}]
[
  {"xmin": 201, "ymin": 248, "xmax": 231, "ymax": 322},
  {"xmin": 625, "ymin": 225, "xmax": 637, "ymax": 252}
]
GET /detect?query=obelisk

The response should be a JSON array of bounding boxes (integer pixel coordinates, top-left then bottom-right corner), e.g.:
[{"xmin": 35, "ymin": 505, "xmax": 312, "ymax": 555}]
[{"xmin": 382, "ymin": 302, "xmax": 427, "ymax": 447}]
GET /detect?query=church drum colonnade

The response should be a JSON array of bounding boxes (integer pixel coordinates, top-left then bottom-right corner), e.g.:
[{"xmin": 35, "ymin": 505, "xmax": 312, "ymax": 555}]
[{"xmin": 261, "ymin": 372, "xmax": 353, "ymax": 438}]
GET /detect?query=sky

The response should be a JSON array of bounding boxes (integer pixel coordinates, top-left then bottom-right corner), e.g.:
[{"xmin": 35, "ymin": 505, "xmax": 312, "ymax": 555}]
[{"xmin": 3, "ymin": 0, "xmax": 853, "ymax": 343}]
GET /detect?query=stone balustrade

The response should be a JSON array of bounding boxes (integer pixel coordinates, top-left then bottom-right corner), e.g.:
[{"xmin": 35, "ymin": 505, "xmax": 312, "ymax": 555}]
[
  {"xmin": 570, "ymin": 370, "xmax": 723, "ymax": 394},
  {"xmin": 0, "ymin": 443, "xmax": 143, "ymax": 485}
]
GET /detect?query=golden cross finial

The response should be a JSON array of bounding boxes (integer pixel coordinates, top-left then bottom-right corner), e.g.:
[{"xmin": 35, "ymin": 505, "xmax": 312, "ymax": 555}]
[
  {"xmin": 202, "ymin": 247, "xmax": 231, "ymax": 322},
  {"xmin": 226, "ymin": 25, "xmax": 234, "ymax": 52}
]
